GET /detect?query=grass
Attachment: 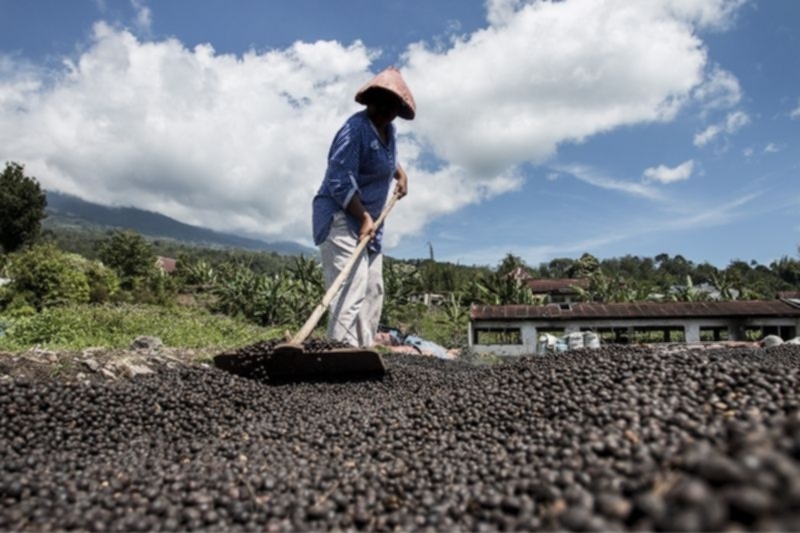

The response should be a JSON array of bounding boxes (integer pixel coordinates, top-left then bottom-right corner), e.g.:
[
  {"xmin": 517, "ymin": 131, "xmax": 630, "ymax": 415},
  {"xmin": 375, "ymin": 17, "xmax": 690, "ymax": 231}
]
[{"xmin": 0, "ymin": 303, "xmax": 287, "ymax": 352}]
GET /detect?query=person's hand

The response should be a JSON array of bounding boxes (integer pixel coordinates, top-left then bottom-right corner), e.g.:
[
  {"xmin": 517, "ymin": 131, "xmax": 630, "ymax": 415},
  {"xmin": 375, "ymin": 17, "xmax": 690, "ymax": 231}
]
[
  {"xmin": 359, "ymin": 212, "xmax": 376, "ymax": 242},
  {"xmin": 394, "ymin": 166, "xmax": 408, "ymax": 199}
]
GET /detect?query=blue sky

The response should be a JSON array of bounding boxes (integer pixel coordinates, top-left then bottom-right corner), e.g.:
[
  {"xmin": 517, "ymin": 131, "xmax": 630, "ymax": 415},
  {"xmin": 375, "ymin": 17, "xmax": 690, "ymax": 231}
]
[{"xmin": 0, "ymin": 0, "xmax": 798, "ymax": 269}]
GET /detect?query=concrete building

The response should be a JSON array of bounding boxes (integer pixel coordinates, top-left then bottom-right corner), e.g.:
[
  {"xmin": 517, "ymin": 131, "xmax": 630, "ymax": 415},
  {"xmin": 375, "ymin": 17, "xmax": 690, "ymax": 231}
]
[{"xmin": 469, "ymin": 299, "xmax": 800, "ymax": 356}]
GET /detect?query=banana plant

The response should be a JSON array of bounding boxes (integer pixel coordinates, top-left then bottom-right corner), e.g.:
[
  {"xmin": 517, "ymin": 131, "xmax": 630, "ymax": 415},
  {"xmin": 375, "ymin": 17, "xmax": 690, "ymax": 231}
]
[
  {"xmin": 435, "ymin": 292, "xmax": 470, "ymax": 346},
  {"xmin": 287, "ymin": 255, "xmax": 325, "ymax": 322},
  {"xmin": 381, "ymin": 261, "xmax": 421, "ymax": 324},
  {"xmin": 251, "ymin": 271, "xmax": 295, "ymax": 326},
  {"xmin": 472, "ymin": 271, "xmax": 536, "ymax": 305},
  {"xmin": 184, "ymin": 259, "xmax": 216, "ymax": 291},
  {"xmin": 710, "ymin": 272, "xmax": 737, "ymax": 300},
  {"xmin": 667, "ymin": 275, "xmax": 711, "ymax": 302}
]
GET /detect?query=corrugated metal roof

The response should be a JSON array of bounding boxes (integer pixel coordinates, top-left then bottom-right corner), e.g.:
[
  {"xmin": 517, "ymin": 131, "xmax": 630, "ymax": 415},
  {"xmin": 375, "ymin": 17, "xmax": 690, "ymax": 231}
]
[
  {"xmin": 526, "ymin": 278, "xmax": 589, "ymax": 293},
  {"xmin": 470, "ymin": 300, "xmax": 800, "ymax": 321},
  {"xmin": 777, "ymin": 291, "xmax": 800, "ymax": 299}
]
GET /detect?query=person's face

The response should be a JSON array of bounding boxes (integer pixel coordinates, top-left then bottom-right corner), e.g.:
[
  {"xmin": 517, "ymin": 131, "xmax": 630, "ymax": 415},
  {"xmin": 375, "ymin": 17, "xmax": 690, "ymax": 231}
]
[{"xmin": 370, "ymin": 90, "xmax": 403, "ymax": 123}]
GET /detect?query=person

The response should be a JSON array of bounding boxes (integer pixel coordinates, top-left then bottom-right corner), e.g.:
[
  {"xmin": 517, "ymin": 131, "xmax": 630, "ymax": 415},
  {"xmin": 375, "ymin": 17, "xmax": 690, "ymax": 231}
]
[{"xmin": 311, "ymin": 66, "xmax": 416, "ymax": 348}]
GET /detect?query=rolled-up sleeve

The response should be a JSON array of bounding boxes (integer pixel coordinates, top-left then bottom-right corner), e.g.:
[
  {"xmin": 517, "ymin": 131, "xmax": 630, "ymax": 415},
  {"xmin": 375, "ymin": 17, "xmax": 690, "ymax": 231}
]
[{"xmin": 325, "ymin": 123, "xmax": 362, "ymax": 209}]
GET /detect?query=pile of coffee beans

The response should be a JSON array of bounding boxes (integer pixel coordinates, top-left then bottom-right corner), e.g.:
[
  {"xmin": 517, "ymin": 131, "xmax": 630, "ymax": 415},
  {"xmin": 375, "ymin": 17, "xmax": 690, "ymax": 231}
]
[{"xmin": 1, "ymin": 344, "xmax": 798, "ymax": 531}]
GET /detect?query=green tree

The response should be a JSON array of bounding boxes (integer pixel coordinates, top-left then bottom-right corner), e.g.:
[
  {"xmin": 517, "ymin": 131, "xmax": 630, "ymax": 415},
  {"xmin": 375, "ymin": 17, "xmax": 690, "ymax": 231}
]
[
  {"xmin": 96, "ymin": 229, "xmax": 157, "ymax": 290},
  {"xmin": 497, "ymin": 253, "xmax": 530, "ymax": 277},
  {"xmin": 547, "ymin": 257, "xmax": 577, "ymax": 279},
  {"xmin": 0, "ymin": 162, "xmax": 48, "ymax": 253},
  {"xmin": 770, "ymin": 255, "xmax": 800, "ymax": 285},
  {"xmin": 566, "ymin": 253, "xmax": 600, "ymax": 278}
]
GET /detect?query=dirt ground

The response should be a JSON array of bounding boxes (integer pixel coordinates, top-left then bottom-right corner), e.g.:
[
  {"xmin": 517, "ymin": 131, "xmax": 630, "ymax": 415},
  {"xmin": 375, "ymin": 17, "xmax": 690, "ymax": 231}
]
[{"xmin": 0, "ymin": 337, "xmax": 219, "ymax": 384}]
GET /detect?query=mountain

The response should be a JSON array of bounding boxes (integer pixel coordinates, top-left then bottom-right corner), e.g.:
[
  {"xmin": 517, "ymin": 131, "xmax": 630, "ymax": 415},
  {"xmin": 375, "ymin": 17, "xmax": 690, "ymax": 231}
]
[{"xmin": 43, "ymin": 191, "xmax": 316, "ymax": 256}]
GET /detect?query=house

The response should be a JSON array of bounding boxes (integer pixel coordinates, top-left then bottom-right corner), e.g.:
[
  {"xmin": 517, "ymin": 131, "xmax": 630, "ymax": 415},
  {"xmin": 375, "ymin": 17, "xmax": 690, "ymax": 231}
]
[
  {"xmin": 155, "ymin": 256, "xmax": 177, "ymax": 274},
  {"xmin": 526, "ymin": 278, "xmax": 589, "ymax": 304},
  {"xmin": 779, "ymin": 292, "xmax": 800, "ymax": 309},
  {"xmin": 469, "ymin": 299, "xmax": 800, "ymax": 356},
  {"xmin": 409, "ymin": 292, "xmax": 446, "ymax": 307},
  {"xmin": 777, "ymin": 291, "xmax": 800, "ymax": 300},
  {"xmin": 504, "ymin": 267, "xmax": 533, "ymax": 282},
  {"xmin": 669, "ymin": 281, "xmax": 740, "ymax": 301}
]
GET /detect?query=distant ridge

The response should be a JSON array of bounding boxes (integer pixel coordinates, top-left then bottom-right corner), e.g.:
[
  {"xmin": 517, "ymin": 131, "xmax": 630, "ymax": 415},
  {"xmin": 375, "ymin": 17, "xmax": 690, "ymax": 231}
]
[{"xmin": 43, "ymin": 191, "xmax": 316, "ymax": 256}]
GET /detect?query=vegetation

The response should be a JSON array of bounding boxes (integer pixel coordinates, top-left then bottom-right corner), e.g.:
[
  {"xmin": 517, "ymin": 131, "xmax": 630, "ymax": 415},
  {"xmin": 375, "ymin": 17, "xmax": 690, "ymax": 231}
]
[
  {"xmin": 0, "ymin": 162, "xmax": 798, "ymax": 353},
  {"xmin": 0, "ymin": 304, "xmax": 276, "ymax": 352}
]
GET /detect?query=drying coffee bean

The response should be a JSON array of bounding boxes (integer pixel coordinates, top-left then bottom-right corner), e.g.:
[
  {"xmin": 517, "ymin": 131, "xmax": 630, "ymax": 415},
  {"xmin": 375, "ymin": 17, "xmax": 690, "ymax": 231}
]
[{"xmin": 1, "ymin": 345, "xmax": 799, "ymax": 530}]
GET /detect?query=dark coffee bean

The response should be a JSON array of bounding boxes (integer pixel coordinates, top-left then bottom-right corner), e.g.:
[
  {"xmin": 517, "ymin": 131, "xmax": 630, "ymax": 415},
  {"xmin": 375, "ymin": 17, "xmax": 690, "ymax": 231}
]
[{"xmin": 0, "ymin": 346, "xmax": 798, "ymax": 530}]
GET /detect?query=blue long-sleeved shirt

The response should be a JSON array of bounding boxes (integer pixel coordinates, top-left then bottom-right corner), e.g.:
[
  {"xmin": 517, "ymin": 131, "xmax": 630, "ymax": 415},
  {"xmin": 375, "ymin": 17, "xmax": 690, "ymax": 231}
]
[{"xmin": 312, "ymin": 110, "xmax": 397, "ymax": 254}]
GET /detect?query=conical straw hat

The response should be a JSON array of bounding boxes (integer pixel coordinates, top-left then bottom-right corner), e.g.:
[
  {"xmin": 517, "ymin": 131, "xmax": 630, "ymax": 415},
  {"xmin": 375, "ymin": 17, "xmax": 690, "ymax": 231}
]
[{"xmin": 355, "ymin": 66, "xmax": 416, "ymax": 120}]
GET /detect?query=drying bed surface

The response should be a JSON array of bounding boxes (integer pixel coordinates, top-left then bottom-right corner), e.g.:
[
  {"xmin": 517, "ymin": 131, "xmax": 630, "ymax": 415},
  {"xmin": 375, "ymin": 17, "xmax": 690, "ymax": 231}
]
[{"xmin": 1, "ymin": 345, "xmax": 799, "ymax": 531}]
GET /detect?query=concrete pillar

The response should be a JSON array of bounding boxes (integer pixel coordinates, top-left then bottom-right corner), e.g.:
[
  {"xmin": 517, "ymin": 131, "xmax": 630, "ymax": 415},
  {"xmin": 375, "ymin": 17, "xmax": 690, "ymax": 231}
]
[
  {"xmin": 685, "ymin": 324, "xmax": 700, "ymax": 343},
  {"xmin": 628, "ymin": 327, "xmax": 635, "ymax": 345},
  {"xmin": 728, "ymin": 321, "xmax": 746, "ymax": 341},
  {"xmin": 521, "ymin": 324, "xmax": 538, "ymax": 351},
  {"xmin": 468, "ymin": 322, "xmax": 474, "ymax": 347}
]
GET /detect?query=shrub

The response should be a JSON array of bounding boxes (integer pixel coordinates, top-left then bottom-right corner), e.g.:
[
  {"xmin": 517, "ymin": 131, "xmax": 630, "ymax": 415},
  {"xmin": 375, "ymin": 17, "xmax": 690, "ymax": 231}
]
[
  {"xmin": 63, "ymin": 253, "xmax": 121, "ymax": 303},
  {"xmin": 5, "ymin": 243, "xmax": 90, "ymax": 310}
]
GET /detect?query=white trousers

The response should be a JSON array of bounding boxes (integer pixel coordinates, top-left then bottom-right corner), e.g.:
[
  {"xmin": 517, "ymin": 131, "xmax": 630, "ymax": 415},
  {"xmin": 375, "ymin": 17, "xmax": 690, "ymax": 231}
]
[{"xmin": 319, "ymin": 212, "xmax": 384, "ymax": 348}]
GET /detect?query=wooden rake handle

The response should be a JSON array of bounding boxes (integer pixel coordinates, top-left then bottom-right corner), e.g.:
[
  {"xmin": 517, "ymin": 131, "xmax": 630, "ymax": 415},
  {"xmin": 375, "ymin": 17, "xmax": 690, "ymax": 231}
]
[{"xmin": 290, "ymin": 192, "xmax": 400, "ymax": 345}]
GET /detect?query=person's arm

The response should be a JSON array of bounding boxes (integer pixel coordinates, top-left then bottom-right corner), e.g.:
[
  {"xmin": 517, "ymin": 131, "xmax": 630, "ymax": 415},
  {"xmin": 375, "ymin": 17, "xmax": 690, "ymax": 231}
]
[
  {"xmin": 346, "ymin": 195, "xmax": 375, "ymax": 242},
  {"xmin": 325, "ymin": 124, "xmax": 375, "ymax": 242},
  {"xmin": 394, "ymin": 162, "xmax": 408, "ymax": 199},
  {"xmin": 326, "ymin": 124, "xmax": 360, "ymax": 210}
]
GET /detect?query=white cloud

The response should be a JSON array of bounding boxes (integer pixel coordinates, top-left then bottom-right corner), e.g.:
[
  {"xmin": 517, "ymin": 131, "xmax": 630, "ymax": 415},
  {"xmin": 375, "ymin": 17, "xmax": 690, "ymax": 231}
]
[
  {"xmin": 452, "ymin": 233, "xmax": 627, "ymax": 267},
  {"xmin": 659, "ymin": 0, "xmax": 747, "ymax": 30},
  {"xmin": 789, "ymin": 98, "xmax": 800, "ymax": 120},
  {"xmin": 763, "ymin": 143, "xmax": 781, "ymax": 154},
  {"xmin": 0, "ymin": 54, "xmax": 44, "ymax": 110},
  {"xmin": 0, "ymin": 0, "xmax": 747, "ymax": 249},
  {"xmin": 131, "ymin": 0, "xmax": 152, "ymax": 33},
  {"xmin": 556, "ymin": 164, "xmax": 662, "ymax": 200},
  {"xmin": 743, "ymin": 147, "xmax": 754, "ymax": 157},
  {"xmin": 694, "ymin": 110, "xmax": 750, "ymax": 147},
  {"xmin": 663, "ymin": 191, "xmax": 759, "ymax": 231},
  {"xmin": 485, "ymin": 0, "xmax": 524, "ymax": 27},
  {"xmin": 546, "ymin": 172, "xmax": 559, "ymax": 181},
  {"xmin": 403, "ymin": 0, "xmax": 735, "ymax": 176},
  {"xmin": 692, "ymin": 64, "xmax": 741, "ymax": 113},
  {"xmin": 452, "ymin": 190, "xmax": 759, "ymax": 266},
  {"xmin": 643, "ymin": 159, "xmax": 694, "ymax": 183}
]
